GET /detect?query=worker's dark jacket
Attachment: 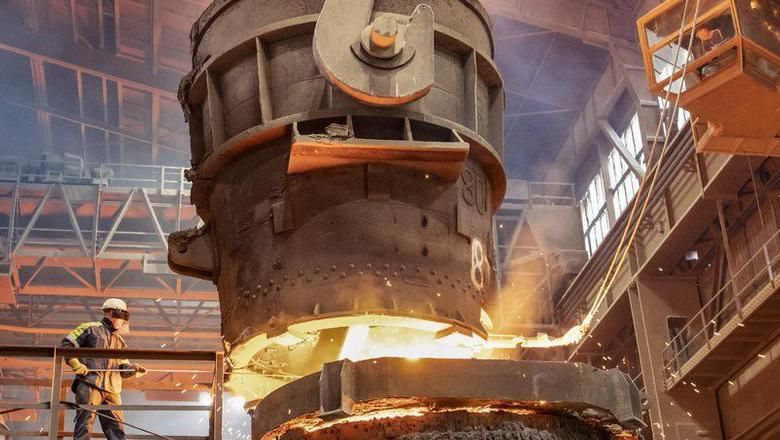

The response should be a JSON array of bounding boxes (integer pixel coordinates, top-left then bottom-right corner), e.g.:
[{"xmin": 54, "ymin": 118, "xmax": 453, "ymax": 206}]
[{"xmin": 60, "ymin": 318, "xmax": 135, "ymax": 394}]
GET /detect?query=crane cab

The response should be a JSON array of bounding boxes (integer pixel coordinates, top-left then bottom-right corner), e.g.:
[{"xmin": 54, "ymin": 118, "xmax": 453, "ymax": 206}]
[{"xmin": 638, "ymin": 0, "xmax": 780, "ymax": 155}]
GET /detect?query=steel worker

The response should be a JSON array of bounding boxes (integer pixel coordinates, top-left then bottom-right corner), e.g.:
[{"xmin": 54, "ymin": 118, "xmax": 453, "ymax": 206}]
[{"xmin": 61, "ymin": 298, "xmax": 147, "ymax": 440}]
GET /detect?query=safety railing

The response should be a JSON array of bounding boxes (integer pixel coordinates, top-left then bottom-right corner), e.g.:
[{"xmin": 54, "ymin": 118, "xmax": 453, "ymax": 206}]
[
  {"xmin": 496, "ymin": 180, "xmax": 580, "ymax": 268},
  {"xmin": 526, "ymin": 181, "xmax": 577, "ymax": 206},
  {"xmin": 500, "ymin": 180, "xmax": 577, "ymax": 209},
  {"xmin": 0, "ymin": 157, "xmax": 191, "ymax": 195},
  {"xmin": 630, "ymin": 372, "xmax": 655, "ymax": 440},
  {"xmin": 0, "ymin": 346, "xmax": 224, "ymax": 440},
  {"xmin": 661, "ymin": 227, "xmax": 780, "ymax": 385},
  {"xmin": 631, "ymin": 372, "xmax": 645, "ymax": 395}
]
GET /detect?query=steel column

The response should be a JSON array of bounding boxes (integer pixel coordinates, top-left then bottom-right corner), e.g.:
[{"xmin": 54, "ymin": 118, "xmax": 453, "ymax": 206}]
[
  {"xmin": 47, "ymin": 353, "xmax": 64, "ymax": 440},
  {"xmin": 14, "ymin": 184, "xmax": 55, "ymax": 255},
  {"xmin": 98, "ymin": 188, "xmax": 138, "ymax": 257}
]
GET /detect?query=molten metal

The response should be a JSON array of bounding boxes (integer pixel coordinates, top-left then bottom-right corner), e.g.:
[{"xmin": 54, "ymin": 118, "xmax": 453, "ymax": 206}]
[{"xmin": 253, "ymin": 358, "xmax": 645, "ymax": 439}]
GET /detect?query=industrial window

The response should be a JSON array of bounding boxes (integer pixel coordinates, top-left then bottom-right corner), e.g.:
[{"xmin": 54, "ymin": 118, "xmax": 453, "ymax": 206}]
[
  {"xmin": 622, "ymin": 113, "xmax": 644, "ymax": 161},
  {"xmin": 580, "ymin": 173, "xmax": 609, "ymax": 257},
  {"xmin": 657, "ymin": 97, "xmax": 690, "ymax": 133},
  {"xmin": 652, "ymin": 45, "xmax": 692, "ymax": 94},
  {"xmin": 608, "ymin": 114, "xmax": 645, "ymax": 216}
]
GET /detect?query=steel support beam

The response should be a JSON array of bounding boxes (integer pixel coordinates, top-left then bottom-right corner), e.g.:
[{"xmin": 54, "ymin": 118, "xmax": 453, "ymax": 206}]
[
  {"xmin": 597, "ymin": 143, "xmax": 618, "ymax": 225},
  {"xmin": 16, "ymin": 285, "xmax": 216, "ymax": 301},
  {"xmin": 0, "ymin": 376, "xmax": 213, "ymax": 392},
  {"xmin": 0, "ymin": 96, "xmax": 184, "ymax": 154},
  {"xmin": 211, "ymin": 352, "xmax": 224, "ymax": 440},
  {"xmin": 141, "ymin": 188, "xmax": 168, "ymax": 250},
  {"xmin": 98, "ymin": 188, "xmax": 138, "ymax": 257},
  {"xmin": 544, "ymin": 44, "xmax": 651, "ymax": 182},
  {"xmin": 47, "ymin": 353, "xmax": 63, "ymax": 440},
  {"xmin": 0, "ymin": 324, "xmax": 219, "ymax": 340},
  {"xmin": 5, "ymin": 179, "xmax": 19, "ymax": 259},
  {"xmin": 483, "ymin": 0, "xmax": 638, "ymax": 50},
  {"xmin": 599, "ymin": 119, "xmax": 645, "ymax": 179},
  {"xmin": 0, "ymin": 30, "xmax": 181, "ymax": 93},
  {"xmin": 21, "ymin": 257, "xmax": 46, "ymax": 289},
  {"xmin": 151, "ymin": 0, "xmax": 162, "ymax": 76},
  {"xmin": 0, "ymin": 345, "xmax": 220, "ymax": 361},
  {"xmin": 59, "ymin": 184, "xmax": 90, "ymax": 258},
  {"xmin": 13, "ymin": 184, "xmax": 54, "ymax": 255}
]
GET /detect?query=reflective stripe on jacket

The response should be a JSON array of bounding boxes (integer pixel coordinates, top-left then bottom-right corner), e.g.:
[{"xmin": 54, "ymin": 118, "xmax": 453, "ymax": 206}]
[{"xmin": 61, "ymin": 317, "xmax": 134, "ymax": 394}]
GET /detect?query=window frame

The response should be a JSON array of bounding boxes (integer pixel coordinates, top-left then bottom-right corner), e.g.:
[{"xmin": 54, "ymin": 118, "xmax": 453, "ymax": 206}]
[
  {"xmin": 580, "ymin": 173, "xmax": 609, "ymax": 257},
  {"xmin": 608, "ymin": 113, "xmax": 646, "ymax": 218}
]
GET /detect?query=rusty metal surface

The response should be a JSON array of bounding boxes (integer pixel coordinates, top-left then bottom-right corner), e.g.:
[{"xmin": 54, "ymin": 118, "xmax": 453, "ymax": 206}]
[
  {"xmin": 253, "ymin": 358, "xmax": 645, "ymax": 439},
  {"xmin": 179, "ymin": 0, "xmax": 505, "ymax": 178},
  {"xmin": 171, "ymin": 0, "xmax": 507, "ymax": 400},
  {"xmin": 180, "ymin": 140, "xmax": 497, "ymax": 345},
  {"xmin": 313, "ymin": 1, "xmax": 434, "ymax": 106},
  {"xmin": 190, "ymin": 0, "xmax": 495, "ymax": 62},
  {"xmin": 261, "ymin": 411, "xmax": 622, "ymax": 440},
  {"xmin": 288, "ymin": 121, "xmax": 470, "ymax": 180}
]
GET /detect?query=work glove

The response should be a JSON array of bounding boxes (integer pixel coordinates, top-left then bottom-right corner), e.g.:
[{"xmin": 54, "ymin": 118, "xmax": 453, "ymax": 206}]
[
  {"xmin": 66, "ymin": 359, "xmax": 89, "ymax": 376},
  {"xmin": 134, "ymin": 364, "xmax": 148, "ymax": 378}
]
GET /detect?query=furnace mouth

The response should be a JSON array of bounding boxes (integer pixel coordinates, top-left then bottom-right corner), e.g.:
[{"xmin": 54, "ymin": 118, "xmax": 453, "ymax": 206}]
[{"xmin": 225, "ymin": 312, "xmax": 493, "ymax": 401}]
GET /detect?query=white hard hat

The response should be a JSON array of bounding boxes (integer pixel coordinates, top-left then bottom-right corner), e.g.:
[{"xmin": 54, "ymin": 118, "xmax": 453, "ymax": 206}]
[{"xmin": 102, "ymin": 298, "xmax": 128, "ymax": 312}]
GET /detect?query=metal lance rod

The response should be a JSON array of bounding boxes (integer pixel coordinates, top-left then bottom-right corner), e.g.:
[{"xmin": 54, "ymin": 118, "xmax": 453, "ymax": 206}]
[
  {"xmin": 73, "ymin": 369, "xmax": 299, "ymax": 379},
  {"xmin": 83, "ymin": 369, "xmax": 211, "ymax": 373}
]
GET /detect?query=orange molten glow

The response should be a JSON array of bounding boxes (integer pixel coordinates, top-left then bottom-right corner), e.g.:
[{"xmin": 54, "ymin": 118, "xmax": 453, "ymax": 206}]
[
  {"xmin": 226, "ymin": 310, "xmax": 594, "ymax": 402},
  {"xmin": 262, "ymin": 403, "xmax": 543, "ymax": 439},
  {"xmin": 225, "ymin": 314, "xmax": 494, "ymax": 401},
  {"xmin": 307, "ymin": 406, "xmax": 538, "ymax": 432},
  {"xmin": 338, "ymin": 324, "xmax": 487, "ymax": 361}
]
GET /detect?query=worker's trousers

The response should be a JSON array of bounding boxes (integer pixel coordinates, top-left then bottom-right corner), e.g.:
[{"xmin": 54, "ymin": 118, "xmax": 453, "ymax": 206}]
[{"xmin": 72, "ymin": 380, "xmax": 125, "ymax": 440}]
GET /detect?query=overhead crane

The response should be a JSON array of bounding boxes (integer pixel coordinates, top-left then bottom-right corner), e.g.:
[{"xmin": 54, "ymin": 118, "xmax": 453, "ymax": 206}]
[{"xmin": 638, "ymin": 0, "xmax": 780, "ymax": 156}]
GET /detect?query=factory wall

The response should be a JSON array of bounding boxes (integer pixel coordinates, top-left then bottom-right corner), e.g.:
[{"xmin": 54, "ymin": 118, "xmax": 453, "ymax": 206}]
[{"xmin": 718, "ymin": 333, "xmax": 780, "ymax": 439}]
